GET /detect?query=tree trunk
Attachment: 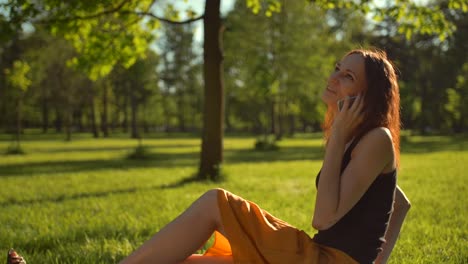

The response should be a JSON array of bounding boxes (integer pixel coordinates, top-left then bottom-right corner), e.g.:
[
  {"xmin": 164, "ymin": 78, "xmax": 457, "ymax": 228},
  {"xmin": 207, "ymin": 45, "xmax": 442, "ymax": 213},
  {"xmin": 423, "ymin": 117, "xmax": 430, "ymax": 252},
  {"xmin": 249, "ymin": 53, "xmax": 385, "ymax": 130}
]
[
  {"xmin": 270, "ymin": 98, "xmax": 276, "ymax": 135},
  {"xmin": 131, "ymin": 91, "xmax": 139, "ymax": 139},
  {"xmin": 419, "ymin": 80, "xmax": 429, "ymax": 134},
  {"xmin": 15, "ymin": 96, "xmax": 22, "ymax": 149},
  {"xmin": 41, "ymin": 93, "xmax": 49, "ymax": 133},
  {"xmin": 65, "ymin": 107, "xmax": 72, "ymax": 141},
  {"xmin": 288, "ymin": 113, "xmax": 295, "ymax": 136},
  {"xmin": 275, "ymin": 99, "xmax": 283, "ymax": 140},
  {"xmin": 459, "ymin": 89, "xmax": 466, "ymax": 133},
  {"xmin": 225, "ymin": 93, "xmax": 232, "ymax": 132},
  {"xmin": 54, "ymin": 108, "xmax": 63, "ymax": 133},
  {"xmin": 101, "ymin": 82, "xmax": 109, "ymax": 137},
  {"xmin": 143, "ymin": 104, "xmax": 149, "ymax": 133},
  {"xmin": 74, "ymin": 109, "xmax": 84, "ymax": 132},
  {"xmin": 0, "ymin": 80, "xmax": 4, "ymax": 132},
  {"xmin": 90, "ymin": 94, "xmax": 99, "ymax": 138},
  {"xmin": 123, "ymin": 85, "xmax": 129, "ymax": 133},
  {"xmin": 177, "ymin": 92, "xmax": 186, "ymax": 132},
  {"xmin": 199, "ymin": 0, "xmax": 224, "ymax": 180}
]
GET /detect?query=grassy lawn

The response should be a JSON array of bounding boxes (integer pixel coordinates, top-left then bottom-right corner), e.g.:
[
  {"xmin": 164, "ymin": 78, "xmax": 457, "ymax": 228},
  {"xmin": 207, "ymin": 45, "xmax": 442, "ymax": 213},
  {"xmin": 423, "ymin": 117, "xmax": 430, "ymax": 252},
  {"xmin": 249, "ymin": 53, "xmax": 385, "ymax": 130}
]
[{"xmin": 0, "ymin": 132, "xmax": 467, "ymax": 263}]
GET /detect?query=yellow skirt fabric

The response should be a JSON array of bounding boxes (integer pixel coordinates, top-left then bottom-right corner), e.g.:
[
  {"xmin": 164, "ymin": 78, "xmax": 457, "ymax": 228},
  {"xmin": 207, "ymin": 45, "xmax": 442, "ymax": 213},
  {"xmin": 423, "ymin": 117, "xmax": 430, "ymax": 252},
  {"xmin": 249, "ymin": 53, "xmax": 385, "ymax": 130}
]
[{"xmin": 204, "ymin": 189, "xmax": 358, "ymax": 264}]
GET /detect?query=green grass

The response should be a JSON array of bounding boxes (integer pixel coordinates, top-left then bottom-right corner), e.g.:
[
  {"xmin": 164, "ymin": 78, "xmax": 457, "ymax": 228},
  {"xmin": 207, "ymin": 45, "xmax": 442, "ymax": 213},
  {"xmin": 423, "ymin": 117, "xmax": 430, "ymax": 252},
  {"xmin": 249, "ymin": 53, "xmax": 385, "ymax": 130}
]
[{"xmin": 0, "ymin": 133, "xmax": 467, "ymax": 263}]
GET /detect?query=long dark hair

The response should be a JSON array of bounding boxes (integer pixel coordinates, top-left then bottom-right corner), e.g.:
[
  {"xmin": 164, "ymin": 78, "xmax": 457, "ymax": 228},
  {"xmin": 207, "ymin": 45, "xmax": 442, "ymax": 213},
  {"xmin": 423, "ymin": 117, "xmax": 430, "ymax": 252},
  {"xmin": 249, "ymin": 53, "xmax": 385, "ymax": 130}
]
[{"xmin": 322, "ymin": 49, "xmax": 401, "ymax": 167}]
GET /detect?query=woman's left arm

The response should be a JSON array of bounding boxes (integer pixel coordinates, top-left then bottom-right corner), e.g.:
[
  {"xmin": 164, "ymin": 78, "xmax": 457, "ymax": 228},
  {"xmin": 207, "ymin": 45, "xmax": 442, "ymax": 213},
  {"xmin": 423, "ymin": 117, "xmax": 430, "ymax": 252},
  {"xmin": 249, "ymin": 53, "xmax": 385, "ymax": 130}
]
[
  {"xmin": 312, "ymin": 126, "xmax": 394, "ymax": 230},
  {"xmin": 374, "ymin": 185, "xmax": 411, "ymax": 264}
]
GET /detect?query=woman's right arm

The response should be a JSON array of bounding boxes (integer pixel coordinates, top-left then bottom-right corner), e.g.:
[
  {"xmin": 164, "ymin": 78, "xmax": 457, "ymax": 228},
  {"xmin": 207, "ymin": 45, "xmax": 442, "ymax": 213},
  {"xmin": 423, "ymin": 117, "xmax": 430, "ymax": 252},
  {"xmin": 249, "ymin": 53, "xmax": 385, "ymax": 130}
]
[{"xmin": 374, "ymin": 185, "xmax": 411, "ymax": 264}]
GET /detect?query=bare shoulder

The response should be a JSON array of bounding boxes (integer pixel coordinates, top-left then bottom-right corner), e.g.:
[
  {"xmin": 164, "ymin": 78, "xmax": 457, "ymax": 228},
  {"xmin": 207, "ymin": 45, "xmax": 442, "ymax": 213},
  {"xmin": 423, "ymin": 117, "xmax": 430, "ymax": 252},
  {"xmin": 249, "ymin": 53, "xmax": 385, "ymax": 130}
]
[
  {"xmin": 351, "ymin": 127, "xmax": 395, "ymax": 167},
  {"xmin": 358, "ymin": 127, "xmax": 393, "ymax": 148}
]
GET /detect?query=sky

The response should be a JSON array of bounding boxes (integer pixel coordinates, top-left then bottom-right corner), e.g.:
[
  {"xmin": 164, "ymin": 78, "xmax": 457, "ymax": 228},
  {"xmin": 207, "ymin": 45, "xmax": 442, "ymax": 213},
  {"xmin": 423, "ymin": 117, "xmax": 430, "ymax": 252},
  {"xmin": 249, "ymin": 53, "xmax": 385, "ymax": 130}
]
[
  {"xmin": 150, "ymin": 0, "xmax": 235, "ymax": 55},
  {"xmin": 164, "ymin": 0, "xmax": 236, "ymax": 44},
  {"xmin": 1, "ymin": 0, "xmax": 236, "ymax": 39}
]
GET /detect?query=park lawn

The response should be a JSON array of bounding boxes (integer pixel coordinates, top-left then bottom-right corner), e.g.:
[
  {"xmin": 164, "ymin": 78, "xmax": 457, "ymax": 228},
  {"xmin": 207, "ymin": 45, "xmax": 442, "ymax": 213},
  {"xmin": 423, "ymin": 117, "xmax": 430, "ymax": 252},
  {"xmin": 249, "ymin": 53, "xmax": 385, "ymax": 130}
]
[{"xmin": 0, "ymin": 133, "xmax": 466, "ymax": 264}]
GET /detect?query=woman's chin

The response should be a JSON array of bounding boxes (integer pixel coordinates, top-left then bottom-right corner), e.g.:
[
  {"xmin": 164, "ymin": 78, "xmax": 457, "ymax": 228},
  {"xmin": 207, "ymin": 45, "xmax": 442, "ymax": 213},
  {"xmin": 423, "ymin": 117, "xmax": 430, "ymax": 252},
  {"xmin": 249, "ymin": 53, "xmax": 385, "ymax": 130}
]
[{"xmin": 321, "ymin": 94, "xmax": 335, "ymax": 106}]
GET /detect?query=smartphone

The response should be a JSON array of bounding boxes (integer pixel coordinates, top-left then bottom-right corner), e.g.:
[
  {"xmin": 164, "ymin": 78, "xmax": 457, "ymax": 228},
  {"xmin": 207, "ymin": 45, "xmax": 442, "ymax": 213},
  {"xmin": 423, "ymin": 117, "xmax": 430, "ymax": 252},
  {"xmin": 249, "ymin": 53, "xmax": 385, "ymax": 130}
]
[{"xmin": 338, "ymin": 95, "xmax": 358, "ymax": 111}]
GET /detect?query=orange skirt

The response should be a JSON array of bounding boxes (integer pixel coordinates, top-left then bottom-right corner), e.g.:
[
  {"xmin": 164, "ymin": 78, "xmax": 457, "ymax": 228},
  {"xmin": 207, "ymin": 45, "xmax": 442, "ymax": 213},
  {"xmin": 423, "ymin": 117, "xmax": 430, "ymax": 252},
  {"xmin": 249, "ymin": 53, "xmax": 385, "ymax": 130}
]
[{"xmin": 204, "ymin": 189, "xmax": 358, "ymax": 264}]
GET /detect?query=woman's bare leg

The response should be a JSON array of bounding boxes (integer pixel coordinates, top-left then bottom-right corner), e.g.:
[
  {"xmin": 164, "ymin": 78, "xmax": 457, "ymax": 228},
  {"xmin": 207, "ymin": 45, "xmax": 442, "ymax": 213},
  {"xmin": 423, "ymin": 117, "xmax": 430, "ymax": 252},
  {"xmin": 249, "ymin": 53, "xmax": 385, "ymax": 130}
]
[
  {"xmin": 119, "ymin": 189, "xmax": 227, "ymax": 264},
  {"xmin": 181, "ymin": 254, "xmax": 233, "ymax": 264}
]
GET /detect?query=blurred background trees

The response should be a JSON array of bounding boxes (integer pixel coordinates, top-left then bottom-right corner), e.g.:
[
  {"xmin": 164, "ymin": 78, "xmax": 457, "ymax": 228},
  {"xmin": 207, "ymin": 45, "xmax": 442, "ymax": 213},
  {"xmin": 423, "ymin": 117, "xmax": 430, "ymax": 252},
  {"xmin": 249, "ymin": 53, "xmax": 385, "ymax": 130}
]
[{"xmin": 0, "ymin": 0, "xmax": 466, "ymax": 173}]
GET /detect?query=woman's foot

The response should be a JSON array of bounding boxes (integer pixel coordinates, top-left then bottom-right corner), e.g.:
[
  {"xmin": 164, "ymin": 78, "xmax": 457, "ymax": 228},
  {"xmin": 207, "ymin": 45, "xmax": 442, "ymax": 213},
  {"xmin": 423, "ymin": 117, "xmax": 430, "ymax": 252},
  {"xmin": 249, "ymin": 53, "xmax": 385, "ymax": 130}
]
[{"xmin": 7, "ymin": 249, "xmax": 26, "ymax": 264}]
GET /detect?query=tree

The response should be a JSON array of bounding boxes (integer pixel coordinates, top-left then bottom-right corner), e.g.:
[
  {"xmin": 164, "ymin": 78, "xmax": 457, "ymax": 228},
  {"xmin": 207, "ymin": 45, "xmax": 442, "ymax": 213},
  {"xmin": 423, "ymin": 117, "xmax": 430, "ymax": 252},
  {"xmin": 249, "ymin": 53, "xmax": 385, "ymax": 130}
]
[
  {"xmin": 223, "ymin": 0, "xmax": 365, "ymax": 136},
  {"xmin": 0, "ymin": 0, "xmax": 465, "ymax": 179},
  {"xmin": 159, "ymin": 23, "xmax": 200, "ymax": 132},
  {"xmin": 24, "ymin": 30, "xmax": 91, "ymax": 140},
  {"xmin": 198, "ymin": 0, "xmax": 224, "ymax": 179},
  {"xmin": 122, "ymin": 51, "xmax": 159, "ymax": 138},
  {"xmin": 4, "ymin": 60, "xmax": 31, "ymax": 153},
  {"xmin": 365, "ymin": 0, "xmax": 468, "ymax": 133}
]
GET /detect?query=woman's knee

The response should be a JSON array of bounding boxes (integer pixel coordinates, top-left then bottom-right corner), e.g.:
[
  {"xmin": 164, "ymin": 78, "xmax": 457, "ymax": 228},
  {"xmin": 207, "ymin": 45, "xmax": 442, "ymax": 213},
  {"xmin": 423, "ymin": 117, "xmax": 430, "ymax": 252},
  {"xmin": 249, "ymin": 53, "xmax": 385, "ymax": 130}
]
[
  {"xmin": 201, "ymin": 188, "xmax": 224, "ymax": 204},
  {"xmin": 197, "ymin": 189, "xmax": 226, "ymax": 230}
]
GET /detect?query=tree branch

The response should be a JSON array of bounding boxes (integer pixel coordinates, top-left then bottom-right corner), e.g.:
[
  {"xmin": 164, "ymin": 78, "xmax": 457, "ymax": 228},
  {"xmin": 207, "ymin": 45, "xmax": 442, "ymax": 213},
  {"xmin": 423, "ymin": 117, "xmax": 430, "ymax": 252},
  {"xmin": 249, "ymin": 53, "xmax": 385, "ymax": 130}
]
[
  {"xmin": 36, "ymin": 0, "xmax": 204, "ymax": 26},
  {"xmin": 37, "ymin": 0, "xmax": 133, "ymax": 23},
  {"xmin": 130, "ymin": 11, "xmax": 205, "ymax": 24},
  {"xmin": 146, "ymin": 0, "xmax": 158, "ymax": 12}
]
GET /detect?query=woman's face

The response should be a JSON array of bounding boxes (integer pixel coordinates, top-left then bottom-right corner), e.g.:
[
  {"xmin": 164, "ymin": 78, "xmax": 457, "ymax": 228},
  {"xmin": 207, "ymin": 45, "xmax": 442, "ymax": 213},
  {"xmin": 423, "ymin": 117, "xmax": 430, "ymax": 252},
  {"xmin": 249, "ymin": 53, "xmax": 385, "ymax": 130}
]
[{"xmin": 322, "ymin": 53, "xmax": 367, "ymax": 109}]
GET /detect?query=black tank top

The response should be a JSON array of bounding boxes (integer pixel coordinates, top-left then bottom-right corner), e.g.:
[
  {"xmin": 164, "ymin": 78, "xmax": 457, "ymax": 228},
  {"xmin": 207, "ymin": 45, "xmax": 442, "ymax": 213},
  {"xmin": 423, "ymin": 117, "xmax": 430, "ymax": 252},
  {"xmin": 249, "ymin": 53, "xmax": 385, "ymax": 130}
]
[{"xmin": 313, "ymin": 137, "xmax": 397, "ymax": 264}]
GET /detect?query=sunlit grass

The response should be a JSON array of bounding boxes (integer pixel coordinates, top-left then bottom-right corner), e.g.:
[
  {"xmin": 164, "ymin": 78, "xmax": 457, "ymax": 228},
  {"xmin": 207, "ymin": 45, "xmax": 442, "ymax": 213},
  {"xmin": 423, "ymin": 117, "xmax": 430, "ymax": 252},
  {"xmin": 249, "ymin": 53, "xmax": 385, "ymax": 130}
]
[{"xmin": 0, "ymin": 133, "xmax": 466, "ymax": 263}]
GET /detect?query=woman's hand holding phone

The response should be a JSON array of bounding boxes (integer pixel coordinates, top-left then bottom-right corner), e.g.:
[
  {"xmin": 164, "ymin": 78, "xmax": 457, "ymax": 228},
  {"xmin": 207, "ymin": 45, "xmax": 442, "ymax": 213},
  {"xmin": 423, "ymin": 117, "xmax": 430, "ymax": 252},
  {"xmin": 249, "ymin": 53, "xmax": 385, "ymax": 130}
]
[
  {"xmin": 337, "ymin": 95, "xmax": 358, "ymax": 111},
  {"xmin": 332, "ymin": 95, "xmax": 364, "ymax": 143}
]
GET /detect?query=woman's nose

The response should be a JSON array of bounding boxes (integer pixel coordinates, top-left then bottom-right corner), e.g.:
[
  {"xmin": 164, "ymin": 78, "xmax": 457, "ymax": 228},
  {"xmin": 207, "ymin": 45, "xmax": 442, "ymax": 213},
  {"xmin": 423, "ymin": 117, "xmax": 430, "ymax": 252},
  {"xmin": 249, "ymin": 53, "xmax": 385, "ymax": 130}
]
[{"xmin": 329, "ymin": 72, "xmax": 339, "ymax": 84}]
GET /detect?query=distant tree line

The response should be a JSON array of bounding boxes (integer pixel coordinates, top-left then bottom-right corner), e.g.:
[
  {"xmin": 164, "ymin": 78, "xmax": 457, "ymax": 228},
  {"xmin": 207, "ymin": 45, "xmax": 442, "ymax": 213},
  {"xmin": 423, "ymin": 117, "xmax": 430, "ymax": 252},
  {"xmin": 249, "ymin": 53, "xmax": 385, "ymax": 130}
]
[{"xmin": 0, "ymin": 1, "xmax": 466, "ymax": 138}]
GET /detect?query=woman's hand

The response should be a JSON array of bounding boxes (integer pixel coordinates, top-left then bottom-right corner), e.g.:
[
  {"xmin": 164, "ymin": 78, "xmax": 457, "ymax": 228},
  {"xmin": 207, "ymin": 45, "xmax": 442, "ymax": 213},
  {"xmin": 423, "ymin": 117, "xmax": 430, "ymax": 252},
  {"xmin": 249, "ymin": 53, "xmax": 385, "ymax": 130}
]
[{"xmin": 331, "ymin": 95, "xmax": 364, "ymax": 143}]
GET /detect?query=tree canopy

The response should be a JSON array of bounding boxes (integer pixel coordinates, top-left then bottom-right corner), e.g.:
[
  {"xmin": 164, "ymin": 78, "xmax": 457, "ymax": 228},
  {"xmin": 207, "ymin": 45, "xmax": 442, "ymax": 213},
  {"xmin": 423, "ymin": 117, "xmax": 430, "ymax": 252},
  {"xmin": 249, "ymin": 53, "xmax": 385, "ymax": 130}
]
[{"xmin": 0, "ymin": 0, "xmax": 466, "ymax": 177}]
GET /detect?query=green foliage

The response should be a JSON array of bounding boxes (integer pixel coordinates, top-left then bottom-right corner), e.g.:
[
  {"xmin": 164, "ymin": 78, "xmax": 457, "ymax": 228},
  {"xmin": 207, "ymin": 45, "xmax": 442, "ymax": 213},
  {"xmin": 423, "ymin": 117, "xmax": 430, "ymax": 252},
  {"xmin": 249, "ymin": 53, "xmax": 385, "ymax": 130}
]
[
  {"xmin": 254, "ymin": 135, "xmax": 279, "ymax": 151},
  {"xmin": 224, "ymin": 0, "xmax": 350, "ymax": 134},
  {"xmin": 389, "ymin": 3, "xmax": 456, "ymax": 41},
  {"xmin": 449, "ymin": 0, "xmax": 468, "ymax": 12},
  {"xmin": 443, "ymin": 62, "xmax": 468, "ymax": 132},
  {"xmin": 1, "ymin": 0, "xmax": 467, "ymax": 136},
  {"xmin": 159, "ymin": 23, "xmax": 201, "ymax": 132},
  {"xmin": 313, "ymin": 0, "xmax": 364, "ymax": 11},
  {"xmin": 58, "ymin": 17, "xmax": 155, "ymax": 81},
  {"xmin": 444, "ymin": 88, "xmax": 461, "ymax": 121},
  {"xmin": 4, "ymin": 60, "xmax": 31, "ymax": 92},
  {"xmin": 126, "ymin": 144, "xmax": 152, "ymax": 160},
  {"xmin": 1, "ymin": 0, "xmax": 160, "ymax": 81},
  {"xmin": 107, "ymin": 49, "xmax": 160, "ymax": 138},
  {"xmin": 312, "ymin": 0, "xmax": 464, "ymax": 41},
  {"xmin": 246, "ymin": 0, "xmax": 281, "ymax": 16},
  {"xmin": 5, "ymin": 144, "xmax": 25, "ymax": 155},
  {"xmin": 164, "ymin": 4, "xmax": 181, "ymax": 21}
]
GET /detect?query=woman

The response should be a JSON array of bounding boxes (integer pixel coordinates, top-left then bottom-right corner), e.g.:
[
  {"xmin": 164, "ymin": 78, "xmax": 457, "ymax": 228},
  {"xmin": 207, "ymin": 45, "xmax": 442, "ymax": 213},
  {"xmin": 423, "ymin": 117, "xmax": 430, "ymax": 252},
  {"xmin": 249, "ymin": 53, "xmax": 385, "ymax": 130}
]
[
  {"xmin": 8, "ymin": 49, "xmax": 411, "ymax": 264},
  {"xmin": 117, "ymin": 49, "xmax": 411, "ymax": 264}
]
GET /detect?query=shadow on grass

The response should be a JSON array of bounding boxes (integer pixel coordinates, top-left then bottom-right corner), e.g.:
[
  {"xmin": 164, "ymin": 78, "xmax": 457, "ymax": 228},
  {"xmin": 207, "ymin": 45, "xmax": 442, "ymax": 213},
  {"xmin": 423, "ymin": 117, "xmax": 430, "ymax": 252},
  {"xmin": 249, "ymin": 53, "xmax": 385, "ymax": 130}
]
[
  {"xmin": 401, "ymin": 135, "xmax": 468, "ymax": 153},
  {"xmin": 0, "ymin": 185, "xmax": 163, "ymax": 207},
  {"xmin": 36, "ymin": 146, "xmax": 140, "ymax": 153},
  {"xmin": 0, "ymin": 146, "xmax": 325, "ymax": 178},
  {"xmin": 3, "ymin": 136, "xmax": 466, "ymax": 207},
  {"xmin": 35, "ymin": 143, "xmax": 200, "ymax": 154},
  {"xmin": 225, "ymin": 146, "xmax": 324, "ymax": 163},
  {"xmin": 159, "ymin": 175, "xmax": 202, "ymax": 189},
  {"xmin": 1, "ymin": 174, "xmax": 204, "ymax": 207},
  {"xmin": 2, "ymin": 135, "xmax": 465, "ymax": 178},
  {"xmin": 0, "ymin": 131, "xmax": 201, "ymax": 142}
]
